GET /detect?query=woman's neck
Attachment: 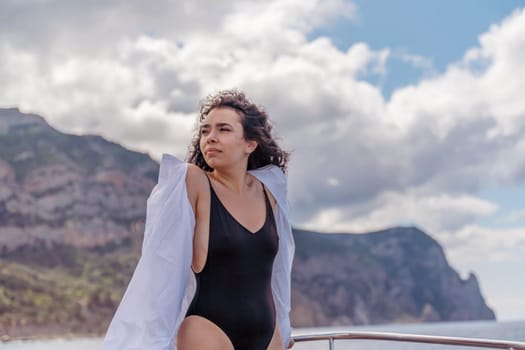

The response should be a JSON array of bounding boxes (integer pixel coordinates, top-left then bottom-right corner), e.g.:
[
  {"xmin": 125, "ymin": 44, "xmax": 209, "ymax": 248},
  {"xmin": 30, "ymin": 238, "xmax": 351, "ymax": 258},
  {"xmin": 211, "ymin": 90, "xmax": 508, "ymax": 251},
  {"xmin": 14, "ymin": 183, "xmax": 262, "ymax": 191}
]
[{"xmin": 211, "ymin": 164, "xmax": 253, "ymax": 194}]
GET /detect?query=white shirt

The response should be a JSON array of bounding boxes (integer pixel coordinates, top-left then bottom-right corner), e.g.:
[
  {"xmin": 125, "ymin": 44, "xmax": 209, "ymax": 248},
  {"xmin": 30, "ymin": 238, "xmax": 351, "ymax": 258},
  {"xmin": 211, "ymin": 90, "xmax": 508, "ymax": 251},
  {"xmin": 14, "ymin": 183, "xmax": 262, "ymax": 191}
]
[{"xmin": 103, "ymin": 154, "xmax": 295, "ymax": 350}]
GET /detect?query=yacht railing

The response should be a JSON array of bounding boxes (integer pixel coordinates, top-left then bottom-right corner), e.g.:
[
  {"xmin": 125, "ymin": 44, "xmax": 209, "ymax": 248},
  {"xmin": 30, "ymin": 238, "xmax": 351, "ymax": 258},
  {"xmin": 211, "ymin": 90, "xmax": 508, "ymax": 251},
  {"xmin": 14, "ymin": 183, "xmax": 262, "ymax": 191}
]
[{"xmin": 292, "ymin": 330, "xmax": 525, "ymax": 350}]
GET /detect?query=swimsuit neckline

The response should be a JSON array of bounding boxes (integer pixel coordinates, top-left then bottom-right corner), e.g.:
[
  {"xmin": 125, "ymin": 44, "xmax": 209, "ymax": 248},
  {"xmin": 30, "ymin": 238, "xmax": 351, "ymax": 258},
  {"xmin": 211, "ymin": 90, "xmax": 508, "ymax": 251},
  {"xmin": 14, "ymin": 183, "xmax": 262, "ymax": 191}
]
[{"xmin": 208, "ymin": 178, "xmax": 269, "ymax": 235}]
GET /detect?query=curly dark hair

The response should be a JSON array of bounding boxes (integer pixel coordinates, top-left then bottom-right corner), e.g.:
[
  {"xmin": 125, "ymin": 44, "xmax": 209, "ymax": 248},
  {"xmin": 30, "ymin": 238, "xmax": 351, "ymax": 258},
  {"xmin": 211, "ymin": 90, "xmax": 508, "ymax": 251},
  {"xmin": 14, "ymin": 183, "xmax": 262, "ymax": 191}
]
[{"xmin": 186, "ymin": 89, "xmax": 289, "ymax": 172}]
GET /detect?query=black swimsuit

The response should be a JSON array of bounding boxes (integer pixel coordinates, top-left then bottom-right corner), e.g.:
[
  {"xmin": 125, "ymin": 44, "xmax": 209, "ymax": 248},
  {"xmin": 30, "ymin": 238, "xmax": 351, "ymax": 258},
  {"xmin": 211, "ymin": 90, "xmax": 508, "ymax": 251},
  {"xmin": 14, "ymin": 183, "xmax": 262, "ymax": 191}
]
[{"xmin": 185, "ymin": 175, "xmax": 279, "ymax": 350}]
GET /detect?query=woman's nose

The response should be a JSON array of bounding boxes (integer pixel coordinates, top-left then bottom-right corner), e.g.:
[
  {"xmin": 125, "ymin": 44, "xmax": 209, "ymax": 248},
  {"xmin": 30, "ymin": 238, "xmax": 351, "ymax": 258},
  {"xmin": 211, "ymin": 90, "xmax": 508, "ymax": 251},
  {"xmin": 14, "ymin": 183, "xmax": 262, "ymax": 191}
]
[{"xmin": 206, "ymin": 130, "xmax": 217, "ymax": 143}]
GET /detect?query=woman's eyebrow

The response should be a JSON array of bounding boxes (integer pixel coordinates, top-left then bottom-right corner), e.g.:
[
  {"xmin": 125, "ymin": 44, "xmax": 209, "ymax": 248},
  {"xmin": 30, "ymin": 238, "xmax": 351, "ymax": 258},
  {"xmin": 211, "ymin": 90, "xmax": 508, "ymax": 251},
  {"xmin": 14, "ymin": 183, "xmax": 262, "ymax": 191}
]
[
  {"xmin": 216, "ymin": 122, "xmax": 232, "ymax": 128},
  {"xmin": 200, "ymin": 122, "xmax": 232, "ymax": 129}
]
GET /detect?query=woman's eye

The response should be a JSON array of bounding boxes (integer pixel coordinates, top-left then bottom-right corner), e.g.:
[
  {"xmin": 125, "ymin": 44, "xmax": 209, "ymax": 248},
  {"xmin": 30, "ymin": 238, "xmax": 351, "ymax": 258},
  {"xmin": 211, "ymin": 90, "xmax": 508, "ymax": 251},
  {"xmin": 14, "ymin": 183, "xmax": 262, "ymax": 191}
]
[
  {"xmin": 200, "ymin": 129, "xmax": 209, "ymax": 135},
  {"xmin": 220, "ymin": 127, "xmax": 230, "ymax": 132}
]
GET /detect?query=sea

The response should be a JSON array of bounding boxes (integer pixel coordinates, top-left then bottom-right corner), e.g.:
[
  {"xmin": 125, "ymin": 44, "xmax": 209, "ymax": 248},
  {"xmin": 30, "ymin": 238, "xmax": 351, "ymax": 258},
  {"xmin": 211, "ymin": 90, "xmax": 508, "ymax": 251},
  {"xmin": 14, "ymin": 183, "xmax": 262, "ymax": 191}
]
[{"xmin": 0, "ymin": 319, "xmax": 523, "ymax": 350}]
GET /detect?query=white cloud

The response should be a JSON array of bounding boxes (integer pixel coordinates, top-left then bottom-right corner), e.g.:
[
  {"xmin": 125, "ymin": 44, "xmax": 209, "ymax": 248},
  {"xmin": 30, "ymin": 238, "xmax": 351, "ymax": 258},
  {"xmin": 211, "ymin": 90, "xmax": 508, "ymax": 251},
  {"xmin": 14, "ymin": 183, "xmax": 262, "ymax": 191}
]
[
  {"xmin": 0, "ymin": 0, "xmax": 375, "ymax": 163},
  {"xmin": 0, "ymin": 0, "xmax": 232, "ymax": 55},
  {"xmin": 1, "ymin": 1, "xmax": 523, "ymax": 226},
  {"xmin": 443, "ymin": 225, "xmax": 525, "ymax": 277},
  {"xmin": 225, "ymin": 0, "xmax": 355, "ymax": 40},
  {"xmin": 0, "ymin": 0, "xmax": 525, "ymax": 228},
  {"xmin": 389, "ymin": 8, "xmax": 525, "ymax": 141},
  {"xmin": 398, "ymin": 52, "xmax": 435, "ymax": 71},
  {"xmin": 426, "ymin": 224, "xmax": 525, "ymax": 320},
  {"xmin": 299, "ymin": 191, "xmax": 498, "ymax": 234},
  {"xmin": 503, "ymin": 208, "xmax": 525, "ymax": 224}
]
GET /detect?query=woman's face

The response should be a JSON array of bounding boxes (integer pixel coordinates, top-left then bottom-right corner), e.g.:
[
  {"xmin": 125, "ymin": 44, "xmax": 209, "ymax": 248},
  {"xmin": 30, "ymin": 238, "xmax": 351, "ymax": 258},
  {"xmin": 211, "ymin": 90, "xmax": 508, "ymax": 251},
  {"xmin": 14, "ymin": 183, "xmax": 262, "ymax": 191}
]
[{"xmin": 199, "ymin": 107, "xmax": 257, "ymax": 171}]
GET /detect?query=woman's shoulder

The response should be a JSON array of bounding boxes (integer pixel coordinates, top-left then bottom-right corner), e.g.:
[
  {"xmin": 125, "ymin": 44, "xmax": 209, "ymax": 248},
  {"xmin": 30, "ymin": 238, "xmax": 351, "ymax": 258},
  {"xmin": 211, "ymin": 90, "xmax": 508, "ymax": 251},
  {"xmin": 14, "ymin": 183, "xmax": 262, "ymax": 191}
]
[
  {"xmin": 185, "ymin": 164, "xmax": 209, "ymax": 208},
  {"xmin": 185, "ymin": 164, "xmax": 208, "ymax": 189}
]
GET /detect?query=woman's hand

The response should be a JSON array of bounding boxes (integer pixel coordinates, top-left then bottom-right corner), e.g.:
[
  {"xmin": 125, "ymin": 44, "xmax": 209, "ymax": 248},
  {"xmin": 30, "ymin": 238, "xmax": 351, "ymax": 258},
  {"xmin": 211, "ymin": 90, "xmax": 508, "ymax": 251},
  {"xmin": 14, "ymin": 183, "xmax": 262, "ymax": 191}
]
[{"xmin": 287, "ymin": 338, "xmax": 295, "ymax": 348}]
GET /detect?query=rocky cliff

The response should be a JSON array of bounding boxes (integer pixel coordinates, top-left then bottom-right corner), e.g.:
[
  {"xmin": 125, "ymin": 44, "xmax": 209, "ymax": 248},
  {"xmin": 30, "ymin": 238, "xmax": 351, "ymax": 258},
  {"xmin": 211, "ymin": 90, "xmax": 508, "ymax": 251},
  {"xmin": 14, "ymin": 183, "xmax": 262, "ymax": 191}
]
[
  {"xmin": 0, "ymin": 107, "xmax": 158, "ymax": 253},
  {"xmin": 0, "ymin": 108, "xmax": 495, "ymax": 339},
  {"xmin": 291, "ymin": 227, "xmax": 495, "ymax": 327}
]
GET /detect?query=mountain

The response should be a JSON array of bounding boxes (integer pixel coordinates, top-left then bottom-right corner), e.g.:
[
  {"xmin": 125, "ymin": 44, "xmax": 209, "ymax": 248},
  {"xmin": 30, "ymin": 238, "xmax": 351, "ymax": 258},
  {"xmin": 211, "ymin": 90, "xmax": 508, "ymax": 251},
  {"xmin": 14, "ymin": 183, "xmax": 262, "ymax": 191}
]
[
  {"xmin": 0, "ymin": 107, "xmax": 158, "ymax": 253},
  {"xmin": 0, "ymin": 108, "xmax": 494, "ymax": 340},
  {"xmin": 291, "ymin": 227, "xmax": 495, "ymax": 327}
]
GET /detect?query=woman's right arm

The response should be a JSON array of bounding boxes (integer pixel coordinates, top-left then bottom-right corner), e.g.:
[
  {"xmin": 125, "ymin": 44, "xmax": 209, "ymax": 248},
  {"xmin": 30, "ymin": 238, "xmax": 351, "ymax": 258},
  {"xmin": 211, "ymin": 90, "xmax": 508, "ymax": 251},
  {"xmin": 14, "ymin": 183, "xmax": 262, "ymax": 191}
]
[{"xmin": 185, "ymin": 164, "xmax": 210, "ymax": 273}]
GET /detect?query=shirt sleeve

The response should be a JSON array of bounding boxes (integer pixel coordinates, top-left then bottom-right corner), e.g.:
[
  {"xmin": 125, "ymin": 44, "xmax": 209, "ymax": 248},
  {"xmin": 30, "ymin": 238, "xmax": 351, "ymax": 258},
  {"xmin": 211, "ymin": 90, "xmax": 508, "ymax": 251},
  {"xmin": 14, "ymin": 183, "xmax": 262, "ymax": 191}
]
[
  {"xmin": 103, "ymin": 155, "xmax": 195, "ymax": 350},
  {"xmin": 251, "ymin": 165, "xmax": 295, "ymax": 347}
]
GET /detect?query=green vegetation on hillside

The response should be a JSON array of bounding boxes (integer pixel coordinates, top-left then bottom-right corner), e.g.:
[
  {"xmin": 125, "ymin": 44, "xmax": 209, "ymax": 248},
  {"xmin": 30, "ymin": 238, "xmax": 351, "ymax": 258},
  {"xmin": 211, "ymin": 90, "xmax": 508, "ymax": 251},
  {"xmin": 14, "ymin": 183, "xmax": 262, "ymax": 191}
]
[{"xmin": 0, "ymin": 241, "xmax": 139, "ymax": 340}]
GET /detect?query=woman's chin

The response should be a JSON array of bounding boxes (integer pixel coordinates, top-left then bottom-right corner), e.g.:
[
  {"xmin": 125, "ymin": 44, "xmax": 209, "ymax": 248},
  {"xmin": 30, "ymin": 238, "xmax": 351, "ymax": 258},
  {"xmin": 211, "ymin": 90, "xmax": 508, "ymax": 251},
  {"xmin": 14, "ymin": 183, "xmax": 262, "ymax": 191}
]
[{"xmin": 204, "ymin": 159, "xmax": 220, "ymax": 169}]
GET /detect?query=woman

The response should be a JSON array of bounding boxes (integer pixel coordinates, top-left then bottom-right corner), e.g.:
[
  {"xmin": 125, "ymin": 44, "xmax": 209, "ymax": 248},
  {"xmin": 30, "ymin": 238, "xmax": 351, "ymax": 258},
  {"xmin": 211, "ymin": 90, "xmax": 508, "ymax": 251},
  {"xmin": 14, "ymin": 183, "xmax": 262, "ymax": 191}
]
[{"xmin": 103, "ymin": 90, "xmax": 295, "ymax": 350}]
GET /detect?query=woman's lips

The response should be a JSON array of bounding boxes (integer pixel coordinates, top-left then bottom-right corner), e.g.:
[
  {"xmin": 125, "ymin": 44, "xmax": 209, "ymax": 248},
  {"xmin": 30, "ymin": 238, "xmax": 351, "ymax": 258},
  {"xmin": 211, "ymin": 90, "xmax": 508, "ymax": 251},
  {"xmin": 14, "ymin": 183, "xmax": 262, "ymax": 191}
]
[{"xmin": 205, "ymin": 149, "xmax": 221, "ymax": 155}]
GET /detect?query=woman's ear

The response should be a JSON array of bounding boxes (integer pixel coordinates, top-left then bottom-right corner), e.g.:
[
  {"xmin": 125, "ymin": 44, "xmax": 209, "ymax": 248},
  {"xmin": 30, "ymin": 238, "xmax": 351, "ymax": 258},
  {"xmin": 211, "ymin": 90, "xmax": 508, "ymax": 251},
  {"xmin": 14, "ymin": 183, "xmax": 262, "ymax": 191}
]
[{"xmin": 247, "ymin": 140, "xmax": 258, "ymax": 154}]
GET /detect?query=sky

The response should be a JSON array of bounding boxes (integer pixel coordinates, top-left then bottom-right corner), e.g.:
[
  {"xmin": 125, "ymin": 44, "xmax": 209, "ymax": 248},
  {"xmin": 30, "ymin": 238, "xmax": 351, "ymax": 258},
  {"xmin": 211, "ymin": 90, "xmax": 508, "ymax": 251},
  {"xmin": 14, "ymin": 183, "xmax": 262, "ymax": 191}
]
[{"xmin": 1, "ymin": 0, "xmax": 524, "ymax": 322}]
